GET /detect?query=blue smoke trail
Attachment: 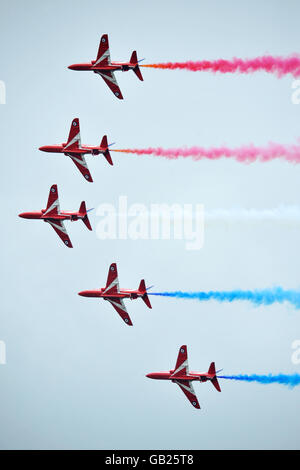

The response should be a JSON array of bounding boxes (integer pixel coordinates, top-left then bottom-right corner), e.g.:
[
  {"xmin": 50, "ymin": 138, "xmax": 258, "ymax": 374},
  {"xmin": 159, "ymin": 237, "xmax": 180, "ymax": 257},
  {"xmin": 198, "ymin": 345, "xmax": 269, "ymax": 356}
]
[
  {"xmin": 148, "ymin": 287, "xmax": 300, "ymax": 309},
  {"xmin": 218, "ymin": 374, "xmax": 300, "ymax": 388}
]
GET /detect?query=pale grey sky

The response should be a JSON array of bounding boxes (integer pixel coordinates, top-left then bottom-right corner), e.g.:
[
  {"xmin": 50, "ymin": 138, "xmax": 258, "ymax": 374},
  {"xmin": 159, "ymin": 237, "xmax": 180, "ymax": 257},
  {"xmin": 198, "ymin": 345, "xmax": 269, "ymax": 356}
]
[{"xmin": 1, "ymin": 0, "xmax": 300, "ymax": 449}]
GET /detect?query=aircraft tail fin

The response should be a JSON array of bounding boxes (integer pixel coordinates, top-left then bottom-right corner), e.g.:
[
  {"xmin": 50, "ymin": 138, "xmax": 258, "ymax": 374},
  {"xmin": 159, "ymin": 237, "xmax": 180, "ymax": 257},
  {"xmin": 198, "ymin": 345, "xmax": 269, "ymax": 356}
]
[
  {"xmin": 101, "ymin": 135, "xmax": 113, "ymax": 165},
  {"xmin": 130, "ymin": 51, "xmax": 144, "ymax": 81},
  {"xmin": 79, "ymin": 201, "xmax": 92, "ymax": 231},
  {"xmin": 130, "ymin": 51, "xmax": 138, "ymax": 64},
  {"xmin": 208, "ymin": 362, "xmax": 216, "ymax": 376},
  {"xmin": 208, "ymin": 362, "xmax": 221, "ymax": 392},
  {"xmin": 139, "ymin": 279, "xmax": 152, "ymax": 309},
  {"xmin": 100, "ymin": 135, "xmax": 108, "ymax": 148}
]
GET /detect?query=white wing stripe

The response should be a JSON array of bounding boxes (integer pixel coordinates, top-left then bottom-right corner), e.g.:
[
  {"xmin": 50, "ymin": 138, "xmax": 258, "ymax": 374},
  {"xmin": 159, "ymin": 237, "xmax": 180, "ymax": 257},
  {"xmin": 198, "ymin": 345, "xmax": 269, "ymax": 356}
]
[
  {"xmin": 96, "ymin": 71, "xmax": 119, "ymax": 86},
  {"xmin": 67, "ymin": 154, "xmax": 88, "ymax": 169},
  {"xmin": 94, "ymin": 49, "xmax": 111, "ymax": 67},
  {"xmin": 64, "ymin": 131, "xmax": 81, "ymax": 150},
  {"xmin": 47, "ymin": 220, "xmax": 67, "ymax": 234},
  {"xmin": 103, "ymin": 277, "xmax": 120, "ymax": 294},
  {"xmin": 174, "ymin": 380, "xmax": 196, "ymax": 395},
  {"xmin": 44, "ymin": 199, "xmax": 60, "ymax": 216},
  {"xmin": 171, "ymin": 359, "xmax": 189, "ymax": 377},
  {"xmin": 107, "ymin": 298, "xmax": 127, "ymax": 313}
]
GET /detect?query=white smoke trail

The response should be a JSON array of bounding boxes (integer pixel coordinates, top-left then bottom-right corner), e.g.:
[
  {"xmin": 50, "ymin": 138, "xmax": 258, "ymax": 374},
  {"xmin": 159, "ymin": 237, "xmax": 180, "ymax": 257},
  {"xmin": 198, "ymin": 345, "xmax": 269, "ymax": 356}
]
[{"xmin": 204, "ymin": 205, "xmax": 300, "ymax": 225}]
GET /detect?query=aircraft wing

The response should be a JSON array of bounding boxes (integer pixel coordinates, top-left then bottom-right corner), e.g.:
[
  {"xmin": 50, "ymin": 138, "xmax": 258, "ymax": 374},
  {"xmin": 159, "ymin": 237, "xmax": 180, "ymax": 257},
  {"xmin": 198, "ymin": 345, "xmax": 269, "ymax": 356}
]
[
  {"xmin": 47, "ymin": 219, "xmax": 73, "ymax": 248},
  {"xmin": 94, "ymin": 71, "xmax": 123, "ymax": 100},
  {"xmin": 106, "ymin": 298, "xmax": 133, "ymax": 326},
  {"xmin": 66, "ymin": 153, "xmax": 93, "ymax": 183},
  {"xmin": 174, "ymin": 379, "xmax": 200, "ymax": 409},
  {"xmin": 103, "ymin": 263, "xmax": 120, "ymax": 294},
  {"xmin": 64, "ymin": 118, "xmax": 81, "ymax": 151},
  {"xmin": 94, "ymin": 34, "xmax": 111, "ymax": 67},
  {"xmin": 171, "ymin": 345, "xmax": 189, "ymax": 378},
  {"xmin": 43, "ymin": 184, "xmax": 60, "ymax": 217}
]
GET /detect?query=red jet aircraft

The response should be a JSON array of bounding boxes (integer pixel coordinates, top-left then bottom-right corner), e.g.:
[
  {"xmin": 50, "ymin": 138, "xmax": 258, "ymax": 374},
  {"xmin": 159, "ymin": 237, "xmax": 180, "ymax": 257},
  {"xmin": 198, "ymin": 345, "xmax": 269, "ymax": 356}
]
[
  {"xmin": 19, "ymin": 184, "xmax": 93, "ymax": 248},
  {"xmin": 39, "ymin": 118, "xmax": 114, "ymax": 183},
  {"xmin": 146, "ymin": 345, "xmax": 222, "ymax": 409},
  {"xmin": 78, "ymin": 263, "xmax": 152, "ymax": 325},
  {"xmin": 68, "ymin": 34, "xmax": 144, "ymax": 99}
]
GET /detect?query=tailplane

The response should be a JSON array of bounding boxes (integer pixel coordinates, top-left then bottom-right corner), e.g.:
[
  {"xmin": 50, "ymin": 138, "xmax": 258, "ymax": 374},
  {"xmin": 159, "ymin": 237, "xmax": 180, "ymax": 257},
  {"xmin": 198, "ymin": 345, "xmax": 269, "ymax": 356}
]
[
  {"xmin": 130, "ymin": 51, "xmax": 144, "ymax": 81},
  {"xmin": 79, "ymin": 201, "xmax": 93, "ymax": 231},
  {"xmin": 139, "ymin": 279, "xmax": 152, "ymax": 309},
  {"xmin": 208, "ymin": 362, "xmax": 221, "ymax": 392},
  {"xmin": 100, "ymin": 135, "xmax": 113, "ymax": 166}
]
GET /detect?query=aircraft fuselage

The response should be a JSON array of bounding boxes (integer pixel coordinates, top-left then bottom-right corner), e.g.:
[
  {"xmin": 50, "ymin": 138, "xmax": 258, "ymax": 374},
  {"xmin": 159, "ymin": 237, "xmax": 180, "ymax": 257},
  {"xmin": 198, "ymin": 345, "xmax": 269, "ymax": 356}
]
[
  {"xmin": 68, "ymin": 61, "xmax": 136, "ymax": 72},
  {"xmin": 78, "ymin": 289, "xmax": 143, "ymax": 299},
  {"xmin": 39, "ymin": 144, "xmax": 106, "ymax": 155},
  {"xmin": 146, "ymin": 371, "xmax": 216, "ymax": 383},
  {"xmin": 18, "ymin": 210, "xmax": 84, "ymax": 222}
]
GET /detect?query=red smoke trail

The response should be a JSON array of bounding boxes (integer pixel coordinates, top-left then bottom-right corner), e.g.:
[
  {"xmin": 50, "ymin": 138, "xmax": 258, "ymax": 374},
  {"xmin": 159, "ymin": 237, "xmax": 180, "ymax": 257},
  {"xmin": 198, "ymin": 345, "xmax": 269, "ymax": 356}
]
[
  {"xmin": 113, "ymin": 143, "xmax": 300, "ymax": 164},
  {"xmin": 141, "ymin": 56, "xmax": 300, "ymax": 78}
]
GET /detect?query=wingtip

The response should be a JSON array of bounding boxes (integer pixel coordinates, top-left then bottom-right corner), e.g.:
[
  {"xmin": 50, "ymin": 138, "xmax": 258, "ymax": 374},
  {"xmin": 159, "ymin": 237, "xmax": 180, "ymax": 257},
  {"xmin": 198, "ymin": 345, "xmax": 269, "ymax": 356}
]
[{"xmin": 84, "ymin": 175, "xmax": 93, "ymax": 183}]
